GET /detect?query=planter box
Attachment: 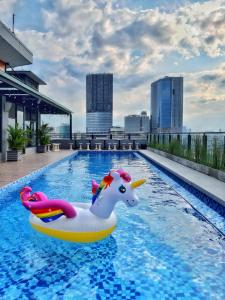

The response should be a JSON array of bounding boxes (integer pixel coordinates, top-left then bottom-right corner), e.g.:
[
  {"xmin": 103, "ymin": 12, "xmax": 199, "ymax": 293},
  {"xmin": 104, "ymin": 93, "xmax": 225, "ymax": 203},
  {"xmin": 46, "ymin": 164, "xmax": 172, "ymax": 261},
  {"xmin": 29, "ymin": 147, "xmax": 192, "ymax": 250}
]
[
  {"xmin": 7, "ymin": 150, "xmax": 23, "ymax": 161},
  {"xmin": 149, "ymin": 147, "xmax": 225, "ymax": 183},
  {"xmin": 37, "ymin": 145, "xmax": 47, "ymax": 153}
]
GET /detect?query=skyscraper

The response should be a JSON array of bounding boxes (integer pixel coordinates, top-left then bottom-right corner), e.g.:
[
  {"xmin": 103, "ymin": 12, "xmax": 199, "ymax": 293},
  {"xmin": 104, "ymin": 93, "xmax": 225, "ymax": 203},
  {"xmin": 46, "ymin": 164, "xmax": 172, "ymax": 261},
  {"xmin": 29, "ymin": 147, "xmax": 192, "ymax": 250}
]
[
  {"xmin": 124, "ymin": 115, "xmax": 141, "ymax": 133},
  {"xmin": 86, "ymin": 73, "xmax": 113, "ymax": 133},
  {"xmin": 124, "ymin": 111, "xmax": 150, "ymax": 133},
  {"xmin": 151, "ymin": 76, "xmax": 183, "ymax": 133},
  {"xmin": 140, "ymin": 111, "xmax": 150, "ymax": 132}
]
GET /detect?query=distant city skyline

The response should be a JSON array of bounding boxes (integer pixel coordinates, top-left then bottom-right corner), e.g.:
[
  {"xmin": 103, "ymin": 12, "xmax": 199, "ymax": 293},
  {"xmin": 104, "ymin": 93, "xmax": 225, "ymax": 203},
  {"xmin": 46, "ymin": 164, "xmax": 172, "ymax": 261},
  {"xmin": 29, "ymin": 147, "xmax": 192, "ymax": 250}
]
[{"xmin": 1, "ymin": 0, "xmax": 225, "ymax": 132}]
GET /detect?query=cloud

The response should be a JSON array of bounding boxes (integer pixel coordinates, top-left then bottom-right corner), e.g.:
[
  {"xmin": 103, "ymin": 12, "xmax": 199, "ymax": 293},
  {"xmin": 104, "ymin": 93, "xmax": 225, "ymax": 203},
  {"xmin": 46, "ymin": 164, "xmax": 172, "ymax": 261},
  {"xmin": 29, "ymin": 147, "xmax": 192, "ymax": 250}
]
[
  {"xmin": 0, "ymin": 0, "xmax": 17, "ymax": 19},
  {"xmin": 182, "ymin": 63, "xmax": 225, "ymax": 130},
  {"xmin": 15, "ymin": 0, "xmax": 225, "ymax": 76},
  {"xmin": 2, "ymin": 0, "xmax": 225, "ymax": 131}
]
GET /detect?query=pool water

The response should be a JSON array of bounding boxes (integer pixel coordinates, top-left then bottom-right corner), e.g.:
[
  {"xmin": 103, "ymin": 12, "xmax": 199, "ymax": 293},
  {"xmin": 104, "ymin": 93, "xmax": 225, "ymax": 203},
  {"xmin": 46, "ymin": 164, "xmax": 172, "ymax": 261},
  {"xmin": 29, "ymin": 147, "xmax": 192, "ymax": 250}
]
[{"xmin": 0, "ymin": 152, "xmax": 225, "ymax": 300}]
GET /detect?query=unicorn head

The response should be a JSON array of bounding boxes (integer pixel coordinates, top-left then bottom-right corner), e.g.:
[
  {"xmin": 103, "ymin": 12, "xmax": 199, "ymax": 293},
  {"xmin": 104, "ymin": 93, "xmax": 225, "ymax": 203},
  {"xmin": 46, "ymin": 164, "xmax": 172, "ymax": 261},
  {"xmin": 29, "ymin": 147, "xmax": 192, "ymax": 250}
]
[{"xmin": 90, "ymin": 169, "xmax": 146, "ymax": 219}]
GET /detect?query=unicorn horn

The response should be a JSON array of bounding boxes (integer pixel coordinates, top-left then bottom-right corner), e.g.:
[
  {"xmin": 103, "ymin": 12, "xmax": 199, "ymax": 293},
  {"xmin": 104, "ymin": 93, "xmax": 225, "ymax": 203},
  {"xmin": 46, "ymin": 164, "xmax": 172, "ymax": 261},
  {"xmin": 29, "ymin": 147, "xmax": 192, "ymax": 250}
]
[{"xmin": 131, "ymin": 179, "xmax": 146, "ymax": 189}]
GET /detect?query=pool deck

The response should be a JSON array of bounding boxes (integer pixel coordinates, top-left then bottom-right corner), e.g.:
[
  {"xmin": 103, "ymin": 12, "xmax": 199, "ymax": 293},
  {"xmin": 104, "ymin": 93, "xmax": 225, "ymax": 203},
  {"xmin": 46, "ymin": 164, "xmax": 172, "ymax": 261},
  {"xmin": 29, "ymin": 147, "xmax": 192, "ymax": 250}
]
[
  {"xmin": 139, "ymin": 149, "xmax": 225, "ymax": 207},
  {"xmin": 0, "ymin": 150, "xmax": 74, "ymax": 188}
]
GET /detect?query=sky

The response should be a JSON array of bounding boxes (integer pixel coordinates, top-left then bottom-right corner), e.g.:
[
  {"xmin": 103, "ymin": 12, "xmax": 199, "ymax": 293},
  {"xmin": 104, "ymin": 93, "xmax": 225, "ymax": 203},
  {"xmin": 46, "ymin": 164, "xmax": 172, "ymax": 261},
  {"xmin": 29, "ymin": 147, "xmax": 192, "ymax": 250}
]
[{"xmin": 0, "ymin": 0, "xmax": 225, "ymax": 131}]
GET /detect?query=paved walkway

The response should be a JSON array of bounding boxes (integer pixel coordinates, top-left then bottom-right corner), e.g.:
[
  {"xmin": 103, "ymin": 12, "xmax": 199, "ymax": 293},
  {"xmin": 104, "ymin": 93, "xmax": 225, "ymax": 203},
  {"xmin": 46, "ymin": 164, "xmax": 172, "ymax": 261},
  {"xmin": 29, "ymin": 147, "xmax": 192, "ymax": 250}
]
[
  {"xmin": 140, "ymin": 150, "xmax": 225, "ymax": 207},
  {"xmin": 0, "ymin": 150, "xmax": 74, "ymax": 188}
]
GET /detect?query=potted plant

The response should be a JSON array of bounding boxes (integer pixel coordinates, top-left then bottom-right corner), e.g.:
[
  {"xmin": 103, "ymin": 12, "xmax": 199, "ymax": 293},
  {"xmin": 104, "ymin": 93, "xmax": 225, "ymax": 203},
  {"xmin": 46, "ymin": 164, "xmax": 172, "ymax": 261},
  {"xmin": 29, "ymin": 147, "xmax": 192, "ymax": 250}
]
[
  {"xmin": 37, "ymin": 123, "xmax": 52, "ymax": 153},
  {"xmin": 7, "ymin": 124, "xmax": 29, "ymax": 161}
]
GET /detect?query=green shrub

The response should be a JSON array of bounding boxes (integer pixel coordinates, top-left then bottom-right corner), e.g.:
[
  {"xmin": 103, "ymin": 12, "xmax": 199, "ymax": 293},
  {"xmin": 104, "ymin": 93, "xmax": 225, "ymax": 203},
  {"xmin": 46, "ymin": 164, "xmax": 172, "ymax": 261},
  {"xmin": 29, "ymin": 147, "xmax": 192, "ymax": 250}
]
[
  {"xmin": 168, "ymin": 138, "xmax": 184, "ymax": 157},
  {"xmin": 149, "ymin": 134, "xmax": 225, "ymax": 172},
  {"xmin": 211, "ymin": 138, "xmax": 222, "ymax": 170},
  {"xmin": 7, "ymin": 124, "xmax": 29, "ymax": 150},
  {"xmin": 194, "ymin": 136, "xmax": 202, "ymax": 163},
  {"xmin": 38, "ymin": 123, "xmax": 52, "ymax": 146},
  {"xmin": 221, "ymin": 149, "xmax": 225, "ymax": 170}
]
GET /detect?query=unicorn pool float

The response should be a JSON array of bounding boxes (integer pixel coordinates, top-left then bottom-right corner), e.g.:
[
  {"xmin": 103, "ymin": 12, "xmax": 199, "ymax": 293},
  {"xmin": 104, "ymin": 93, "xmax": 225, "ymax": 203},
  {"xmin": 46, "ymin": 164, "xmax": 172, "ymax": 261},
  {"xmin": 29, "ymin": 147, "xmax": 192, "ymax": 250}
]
[{"xmin": 20, "ymin": 169, "xmax": 146, "ymax": 243}]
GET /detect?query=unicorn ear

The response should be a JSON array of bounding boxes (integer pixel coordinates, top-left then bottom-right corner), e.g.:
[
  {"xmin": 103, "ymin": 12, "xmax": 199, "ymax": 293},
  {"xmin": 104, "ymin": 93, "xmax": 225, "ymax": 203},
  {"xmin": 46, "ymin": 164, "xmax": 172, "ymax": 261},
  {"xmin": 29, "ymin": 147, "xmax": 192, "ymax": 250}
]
[{"xmin": 110, "ymin": 170, "xmax": 120, "ymax": 181}]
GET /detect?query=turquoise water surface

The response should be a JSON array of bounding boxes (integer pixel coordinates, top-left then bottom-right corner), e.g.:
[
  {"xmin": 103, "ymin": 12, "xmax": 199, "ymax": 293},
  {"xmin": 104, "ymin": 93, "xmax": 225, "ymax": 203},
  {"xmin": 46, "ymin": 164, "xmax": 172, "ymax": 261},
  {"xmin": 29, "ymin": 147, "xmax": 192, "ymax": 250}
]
[{"xmin": 0, "ymin": 152, "xmax": 224, "ymax": 300}]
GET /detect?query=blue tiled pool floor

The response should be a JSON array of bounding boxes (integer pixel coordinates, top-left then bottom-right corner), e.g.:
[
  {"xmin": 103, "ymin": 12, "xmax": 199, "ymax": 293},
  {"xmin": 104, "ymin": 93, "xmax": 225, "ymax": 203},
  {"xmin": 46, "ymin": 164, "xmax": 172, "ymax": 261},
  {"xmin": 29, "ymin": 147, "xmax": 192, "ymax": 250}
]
[{"xmin": 0, "ymin": 152, "xmax": 224, "ymax": 299}]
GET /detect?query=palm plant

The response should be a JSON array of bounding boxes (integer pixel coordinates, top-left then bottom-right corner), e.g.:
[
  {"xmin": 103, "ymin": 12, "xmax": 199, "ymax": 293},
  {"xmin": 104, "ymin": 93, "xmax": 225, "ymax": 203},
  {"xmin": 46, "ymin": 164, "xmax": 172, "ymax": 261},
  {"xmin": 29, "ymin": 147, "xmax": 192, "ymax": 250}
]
[
  {"xmin": 7, "ymin": 123, "xmax": 29, "ymax": 150},
  {"xmin": 38, "ymin": 123, "xmax": 52, "ymax": 145}
]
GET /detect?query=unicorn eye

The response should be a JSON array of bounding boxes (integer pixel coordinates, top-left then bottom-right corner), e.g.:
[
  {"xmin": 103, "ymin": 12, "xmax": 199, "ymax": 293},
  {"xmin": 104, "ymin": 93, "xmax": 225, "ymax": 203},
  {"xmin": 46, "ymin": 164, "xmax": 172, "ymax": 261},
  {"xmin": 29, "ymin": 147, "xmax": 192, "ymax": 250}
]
[{"xmin": 119, "ymin": 185, "xmax": 126, "ymax": 193}]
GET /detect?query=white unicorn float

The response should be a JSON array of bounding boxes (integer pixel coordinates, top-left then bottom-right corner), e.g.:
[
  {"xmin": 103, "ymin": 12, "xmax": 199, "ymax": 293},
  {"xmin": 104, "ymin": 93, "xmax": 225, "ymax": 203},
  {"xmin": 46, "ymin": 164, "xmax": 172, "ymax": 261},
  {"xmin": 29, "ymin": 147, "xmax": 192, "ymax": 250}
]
[{"xmin": 20, "ymin": 169, "xmax": 146, "ymax": 243}]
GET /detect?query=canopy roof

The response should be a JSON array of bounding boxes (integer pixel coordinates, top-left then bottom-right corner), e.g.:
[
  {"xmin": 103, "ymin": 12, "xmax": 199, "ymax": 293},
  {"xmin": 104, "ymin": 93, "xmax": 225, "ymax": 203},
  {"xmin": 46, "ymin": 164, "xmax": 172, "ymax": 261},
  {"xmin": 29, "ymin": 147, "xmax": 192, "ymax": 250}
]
[
  {"xmin": 7, "ymin": 70, "xmax": 46, "ymax": 85},
  {"xmin": 0, "ymin": 71, "xmax": 72, "ymax": 114},
  {"xmin": 0, "ymin": 21, "xmax": 33, "ymax": 67}
]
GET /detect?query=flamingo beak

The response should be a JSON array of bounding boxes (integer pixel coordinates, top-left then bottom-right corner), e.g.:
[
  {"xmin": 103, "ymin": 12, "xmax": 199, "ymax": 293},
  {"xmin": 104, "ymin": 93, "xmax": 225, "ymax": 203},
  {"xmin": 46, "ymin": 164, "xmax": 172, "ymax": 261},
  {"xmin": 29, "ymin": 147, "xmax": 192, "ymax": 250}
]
[{"xmin": 131, "ymin": 179, "xmax": 146, "ymax": 189}]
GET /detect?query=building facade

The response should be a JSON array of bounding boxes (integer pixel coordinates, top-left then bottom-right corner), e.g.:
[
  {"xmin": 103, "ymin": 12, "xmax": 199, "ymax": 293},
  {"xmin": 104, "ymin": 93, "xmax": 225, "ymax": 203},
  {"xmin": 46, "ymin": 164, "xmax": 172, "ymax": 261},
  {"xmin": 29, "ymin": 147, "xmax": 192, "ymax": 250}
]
[
  {"xmin": 140, "ymin": 111, "xmax": 150, "ymax": 132},
  {"xmin": 124, "ymin": 111, "xmax": 150, "ymax": 133},
  {"xmin": 150, "ymin": 76, "xmax": 183, "ymax": 133},
  {"xmin": 0, "ymin": 20, "xmax": 72, "ymax": 161},
  {"xmin": 86, "ymin": 73, "xmax": 113, "ymax": 133}
]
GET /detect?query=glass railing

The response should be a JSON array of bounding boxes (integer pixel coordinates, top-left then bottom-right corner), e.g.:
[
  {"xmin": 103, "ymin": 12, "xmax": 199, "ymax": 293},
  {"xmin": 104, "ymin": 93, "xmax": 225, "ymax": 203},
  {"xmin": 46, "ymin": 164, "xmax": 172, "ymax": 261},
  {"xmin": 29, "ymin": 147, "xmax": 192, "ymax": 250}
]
[{"xmin": 148, "ymin": 132, "xmax": 225, "ymax": 171}]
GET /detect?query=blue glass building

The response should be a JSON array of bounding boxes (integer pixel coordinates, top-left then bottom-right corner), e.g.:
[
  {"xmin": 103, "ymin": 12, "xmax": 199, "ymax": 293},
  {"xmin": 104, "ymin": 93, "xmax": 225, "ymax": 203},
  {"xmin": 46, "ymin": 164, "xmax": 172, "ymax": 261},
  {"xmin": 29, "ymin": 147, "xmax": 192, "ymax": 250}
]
[{"xmin": 151, "ymin": 77, "xmax": 183, "ymax": 133}]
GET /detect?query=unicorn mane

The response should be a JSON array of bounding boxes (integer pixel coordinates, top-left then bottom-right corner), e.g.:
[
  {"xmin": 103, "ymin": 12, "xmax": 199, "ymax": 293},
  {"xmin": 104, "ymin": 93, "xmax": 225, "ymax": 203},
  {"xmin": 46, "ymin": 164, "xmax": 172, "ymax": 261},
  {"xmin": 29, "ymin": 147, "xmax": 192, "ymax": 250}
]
[{"xmin": 91, "ymin": 169, "xmax": 131, "ymax": 204}]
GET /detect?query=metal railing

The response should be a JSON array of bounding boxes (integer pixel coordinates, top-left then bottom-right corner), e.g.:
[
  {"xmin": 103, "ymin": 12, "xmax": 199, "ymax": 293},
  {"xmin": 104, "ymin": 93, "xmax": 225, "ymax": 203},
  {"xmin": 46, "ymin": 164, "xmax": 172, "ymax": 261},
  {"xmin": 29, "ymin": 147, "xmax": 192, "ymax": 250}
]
[
  {"xmin": 49, "ymin": 132, "xmax": 148, "ymax": 150},
  {"xmin": 50, "ymin": 132, "xmax": 148, "ymax": 141}
]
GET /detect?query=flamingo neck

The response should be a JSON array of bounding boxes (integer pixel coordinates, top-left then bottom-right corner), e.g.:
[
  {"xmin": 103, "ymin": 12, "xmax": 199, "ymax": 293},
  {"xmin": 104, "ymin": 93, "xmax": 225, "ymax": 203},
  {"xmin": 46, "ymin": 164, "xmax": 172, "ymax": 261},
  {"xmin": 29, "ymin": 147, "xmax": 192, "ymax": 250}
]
[
  {"xmin": 89, "ymin": 194, "xmax": 116, "ymax": 219},
  {"xmin": 20, "ymin": 190, "xmax": 31, "ymax": 202}
]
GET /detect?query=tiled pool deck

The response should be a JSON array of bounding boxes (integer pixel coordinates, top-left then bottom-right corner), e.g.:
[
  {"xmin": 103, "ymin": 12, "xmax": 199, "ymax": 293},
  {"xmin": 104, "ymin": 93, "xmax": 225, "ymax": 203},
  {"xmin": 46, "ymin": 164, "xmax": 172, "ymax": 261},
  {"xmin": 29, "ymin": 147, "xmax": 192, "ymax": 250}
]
[
  {"xmin": 0, "ymin": 150, "xmax": 73, "ymax": 188},
  {"xmin": 140, "ymin": 150, "xmax": 225, "ymax": 207}
]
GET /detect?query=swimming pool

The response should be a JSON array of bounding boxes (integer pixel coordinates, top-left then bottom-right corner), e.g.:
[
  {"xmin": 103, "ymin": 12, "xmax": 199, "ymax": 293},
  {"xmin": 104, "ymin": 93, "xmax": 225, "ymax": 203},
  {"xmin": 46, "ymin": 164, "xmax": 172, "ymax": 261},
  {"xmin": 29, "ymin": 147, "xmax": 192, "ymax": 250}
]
[{"xmin": 0, "ymin": 151, "xmax": 225, "ymax": 300}]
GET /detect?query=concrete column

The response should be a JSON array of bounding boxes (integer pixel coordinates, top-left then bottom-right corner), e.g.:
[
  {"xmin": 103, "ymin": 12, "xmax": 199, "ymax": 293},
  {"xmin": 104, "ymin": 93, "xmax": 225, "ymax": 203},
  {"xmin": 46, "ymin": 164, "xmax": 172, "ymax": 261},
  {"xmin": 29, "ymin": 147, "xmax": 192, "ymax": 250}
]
[
  {"xmin": 69, "ymin": 114, "xmax": 72, "ymax": 140},
  {"xmin": 35, "ymin": 109, "xmax": 40, "ymax": 147},
  {"xmin": 1, "ymin": 96, "xmax": 9, "ymax": 161}
]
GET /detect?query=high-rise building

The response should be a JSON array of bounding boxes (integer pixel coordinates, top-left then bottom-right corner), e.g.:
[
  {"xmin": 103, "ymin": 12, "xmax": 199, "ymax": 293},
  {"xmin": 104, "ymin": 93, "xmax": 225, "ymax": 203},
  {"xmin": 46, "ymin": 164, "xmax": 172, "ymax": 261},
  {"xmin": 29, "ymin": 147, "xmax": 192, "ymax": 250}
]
[
  {"xmin": 125, "ymin": 115, "xmax": 141, "ymax": 133},
  {"xmin": 124, "ymin": 111, "xmax": 150, "ymax": 133},
  {"xmin": 140, "ymin": 111, "xmax": 150, "ymax": 132},
  {"xmin": 86, "ymin": 73, "xmax": 113, "ymax": 133},
  {"xmin": 150, "ymin": 76, "xmax": 183, "ymax": 133}
]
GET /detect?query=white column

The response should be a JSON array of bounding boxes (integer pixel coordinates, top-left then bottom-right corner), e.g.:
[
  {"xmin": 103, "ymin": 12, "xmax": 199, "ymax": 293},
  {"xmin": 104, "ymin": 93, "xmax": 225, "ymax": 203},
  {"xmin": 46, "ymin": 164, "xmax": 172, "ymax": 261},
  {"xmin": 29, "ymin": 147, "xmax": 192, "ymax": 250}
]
[
  {"xmin": 86, "ymin": 143, "xmax": 90, "ymax": 150},
  {"xmin": 79, "ymin": 143, "xmax": 82, "ymax": 150}
]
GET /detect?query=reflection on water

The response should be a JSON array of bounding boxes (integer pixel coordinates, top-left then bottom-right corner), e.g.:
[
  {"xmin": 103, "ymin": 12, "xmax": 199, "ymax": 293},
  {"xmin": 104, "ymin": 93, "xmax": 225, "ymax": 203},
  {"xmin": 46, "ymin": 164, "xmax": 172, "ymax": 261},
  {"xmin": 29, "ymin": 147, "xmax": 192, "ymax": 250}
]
[{"xmin": 0, "ymin": 152, "xmax": 225, "ymax": 299}]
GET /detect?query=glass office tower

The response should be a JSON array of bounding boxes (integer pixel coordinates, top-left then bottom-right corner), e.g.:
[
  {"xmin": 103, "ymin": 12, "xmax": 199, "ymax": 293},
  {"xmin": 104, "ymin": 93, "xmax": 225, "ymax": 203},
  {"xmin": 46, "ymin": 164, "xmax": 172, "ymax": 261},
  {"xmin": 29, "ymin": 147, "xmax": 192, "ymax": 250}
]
[
  {"xmin": 86, "ymin": 74, "xmax": 113, "ymax": 133},
  {"xmin": 150, "ymin": 77, "xmax": 183, "ymax": 133}
]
